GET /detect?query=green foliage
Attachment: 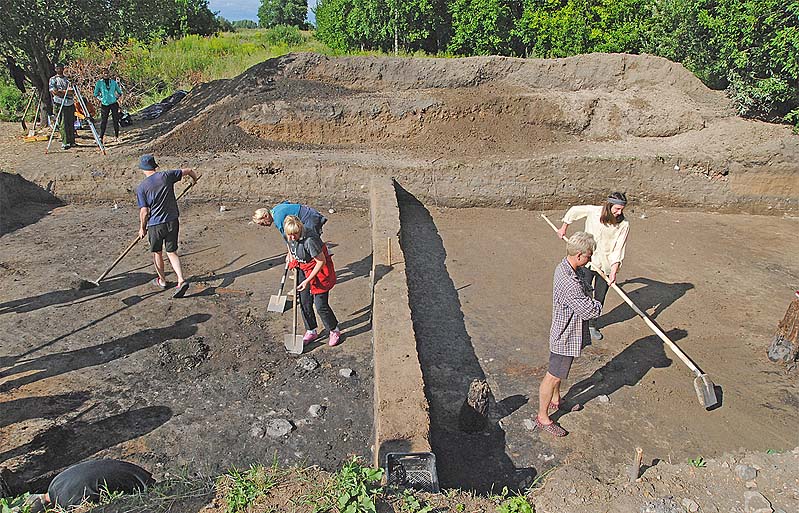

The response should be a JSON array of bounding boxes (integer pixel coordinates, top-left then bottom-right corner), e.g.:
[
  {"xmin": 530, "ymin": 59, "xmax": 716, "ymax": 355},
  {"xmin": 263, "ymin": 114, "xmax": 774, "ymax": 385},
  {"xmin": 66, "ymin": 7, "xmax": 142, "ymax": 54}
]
[
  {"xmin": 217, "ymin": 16, "xmax": 235, "ymax": 32},
  {"xmin": 0, "ymin": 81, "xmax": 24, "ymax": 121},
  {"xmin": 398, "ymin": 488, "xmax": 433, "ymax": 513},
  {"xmin": 333, "ymin": 456, "xmax": 384, "ymax": 513},
  {"xmin": 314, "ymin": 0, "xmax": 447, "ymax": 54},
  {"xmin": 219, "ymin": 465, "xmax": 276, "ymax": 513},
  {"xmin": 263, "ymin": 25, "xmax": 307, "ymax": 46},
  {"xmin": 449, "ymin": 0, "xmax": 520, "ymax": 55},
  {"xmin": 0, "ymin": 493, "xmax": 32, "ymax": 513},
  {"xmin": 99, "ymin": 483, "xmax": 126, "ymax": 505},
  {"xmin": 495, "ymin": 487, "xmax": 535, "ymax": 513},
  {"xmin": 688, "ymin": 456, "xmax": 707, "ymax": 468},
  {"xmin": 233, "ymin": 20, "xmax": 259, "ymax": 29},
  {"xmin": 259, "ymin": 0, "xmax": 309, "ymax": 28}
]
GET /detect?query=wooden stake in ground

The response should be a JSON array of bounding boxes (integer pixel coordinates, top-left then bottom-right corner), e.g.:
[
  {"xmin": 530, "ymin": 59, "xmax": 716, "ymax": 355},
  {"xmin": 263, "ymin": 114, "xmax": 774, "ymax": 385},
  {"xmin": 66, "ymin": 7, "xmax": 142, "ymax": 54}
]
[
  {"xmin": 767, "ymin": 294, "xmax": 799, "ymax": 365},
  {"xmin": 458, "ymin": 379, "xmax": 490, "ymax": 432},
  {"xmin": 628, "ymin": 447, "xmax": 644, "ymax": 482}
]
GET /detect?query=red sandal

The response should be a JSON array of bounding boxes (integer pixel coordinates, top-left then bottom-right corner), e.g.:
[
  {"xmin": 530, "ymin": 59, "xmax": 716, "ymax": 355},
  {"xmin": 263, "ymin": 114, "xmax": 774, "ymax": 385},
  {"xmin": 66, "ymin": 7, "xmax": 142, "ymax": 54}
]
[{"xmin": 535, "ymin": 416, "xmax": 568, "ymax": 437}]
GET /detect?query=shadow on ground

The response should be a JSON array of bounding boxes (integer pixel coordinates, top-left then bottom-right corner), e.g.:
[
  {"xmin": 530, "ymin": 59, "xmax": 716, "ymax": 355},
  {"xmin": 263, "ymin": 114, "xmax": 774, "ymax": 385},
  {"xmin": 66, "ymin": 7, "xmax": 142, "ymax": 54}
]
[
  {"xmin": 556, "ymin": 329, "xmax": 683, "ymax": 419},
  {"xmin": 600, "ymin": 277, "xmax": 694, "ymax": 329},
  {"xmin": 397, "ymin": 184, "xmax": 534, "ymax": 493},
  {"xmin": 2, "ymin": 406, "xmax": 173, "ymax": 493}
]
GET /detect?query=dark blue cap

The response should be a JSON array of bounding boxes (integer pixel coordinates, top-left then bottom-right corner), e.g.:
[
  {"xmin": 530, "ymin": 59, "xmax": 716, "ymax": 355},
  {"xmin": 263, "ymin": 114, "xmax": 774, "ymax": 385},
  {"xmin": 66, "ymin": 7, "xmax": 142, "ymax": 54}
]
[{"xmin": 139, "ymin": 154, "xmax": 158, "ymax": 170}]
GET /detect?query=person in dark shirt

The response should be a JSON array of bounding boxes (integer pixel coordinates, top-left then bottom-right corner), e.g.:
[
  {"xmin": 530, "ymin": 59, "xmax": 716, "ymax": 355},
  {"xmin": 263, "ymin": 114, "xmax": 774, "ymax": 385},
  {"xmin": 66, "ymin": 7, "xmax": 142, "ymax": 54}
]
[
  {"xmin": 284, "ymin": 215, "xmax": 341, "ymax": 347},
  {"xmin": 25, "ymin": 459, "xmax": 154, "ymax": 512},
  {"xmin": 135, "ymin": 154, "xmax": 198, "ymax": 298}
]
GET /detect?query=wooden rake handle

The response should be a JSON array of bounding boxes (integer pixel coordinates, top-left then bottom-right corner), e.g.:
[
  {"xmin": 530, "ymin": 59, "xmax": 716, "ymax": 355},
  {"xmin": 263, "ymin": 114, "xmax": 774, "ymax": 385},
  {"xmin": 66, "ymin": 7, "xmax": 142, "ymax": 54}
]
[{"xmin": 540, "ymin": 213, "xmax": 703, "ymax": 376}]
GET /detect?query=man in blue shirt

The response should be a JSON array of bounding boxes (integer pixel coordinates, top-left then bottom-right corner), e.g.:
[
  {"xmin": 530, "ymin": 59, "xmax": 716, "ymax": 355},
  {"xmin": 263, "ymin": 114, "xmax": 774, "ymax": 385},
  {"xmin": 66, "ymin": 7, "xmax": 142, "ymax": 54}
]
[{"xmin": 135, "ymin": 154, "xmax": 198, "ymax": 298}]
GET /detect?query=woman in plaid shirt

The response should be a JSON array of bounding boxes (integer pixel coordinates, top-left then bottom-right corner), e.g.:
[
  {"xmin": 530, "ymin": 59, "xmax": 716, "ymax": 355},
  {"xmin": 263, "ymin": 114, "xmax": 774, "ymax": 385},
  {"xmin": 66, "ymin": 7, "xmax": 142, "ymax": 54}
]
[{"xmin": 536, "ymin": 231, "xmax": 602, "ymax": 437}]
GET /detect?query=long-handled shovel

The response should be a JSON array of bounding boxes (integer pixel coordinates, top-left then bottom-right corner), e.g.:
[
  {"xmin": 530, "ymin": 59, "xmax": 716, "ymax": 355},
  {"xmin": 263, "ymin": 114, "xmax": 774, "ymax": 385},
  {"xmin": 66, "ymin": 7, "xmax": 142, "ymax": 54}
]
[
  {"xmin": 267, "ymin": 261, "xmax": 290, "ymax": 313},
  {"xmin": 284, "ymin": 268, "xmax": 305, "ymax": 355},
  {"xmin": 76, "ymin": 177, "xmax": 200, "ymax": 290},
  {"xmin": 540, "ymin": 213, "xmax": 718, "ymax": 409}
]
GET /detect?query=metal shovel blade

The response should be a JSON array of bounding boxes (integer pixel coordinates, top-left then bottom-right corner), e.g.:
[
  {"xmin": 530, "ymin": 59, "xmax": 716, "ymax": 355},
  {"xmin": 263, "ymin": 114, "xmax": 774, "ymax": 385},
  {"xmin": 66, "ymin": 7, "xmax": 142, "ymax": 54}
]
[
  {"xmin": 267, "ymin": 294, "xmax": 288, "ymax": 313},
  {"xmin": 694, "ymin": 374, "xmax": 718, "ymax": 409},
  {"xmin": 284, "ymin": 334, "xmax": 304, "ymax": 355}
]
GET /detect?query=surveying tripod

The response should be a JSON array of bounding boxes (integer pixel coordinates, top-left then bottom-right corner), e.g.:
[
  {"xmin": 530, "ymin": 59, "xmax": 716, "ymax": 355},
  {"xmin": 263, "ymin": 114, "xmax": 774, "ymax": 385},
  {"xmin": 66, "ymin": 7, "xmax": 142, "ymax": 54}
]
[{"xmin": 46, "ymin": 81, "xmax": 106, "ymax": 155}]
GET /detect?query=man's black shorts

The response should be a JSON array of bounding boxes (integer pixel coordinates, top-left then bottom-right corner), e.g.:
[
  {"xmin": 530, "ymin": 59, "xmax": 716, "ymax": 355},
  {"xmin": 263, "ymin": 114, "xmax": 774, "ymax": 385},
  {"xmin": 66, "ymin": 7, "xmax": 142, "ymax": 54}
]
[
  {"xmin": 548, "ymin": 352, "xmax": 574, "ymax": 380},
  {"xmin": 148, "ymin": 219, "xmax": 179, "ymax": 253}
]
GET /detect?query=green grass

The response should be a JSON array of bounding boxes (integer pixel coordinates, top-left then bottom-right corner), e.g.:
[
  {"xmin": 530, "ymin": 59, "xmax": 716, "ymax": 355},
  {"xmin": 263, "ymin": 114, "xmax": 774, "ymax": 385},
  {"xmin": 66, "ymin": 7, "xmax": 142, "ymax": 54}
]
[{"xmin": 66, "ymin": 27, "xmax": 337, "ymax": 113}]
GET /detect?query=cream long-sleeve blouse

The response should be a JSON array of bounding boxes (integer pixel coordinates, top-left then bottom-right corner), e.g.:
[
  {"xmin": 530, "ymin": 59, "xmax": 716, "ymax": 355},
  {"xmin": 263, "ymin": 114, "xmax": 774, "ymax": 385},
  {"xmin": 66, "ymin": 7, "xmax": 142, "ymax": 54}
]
[{"xmin": 562, "ymin": 205, "xmax": 630, "ymax": 274}]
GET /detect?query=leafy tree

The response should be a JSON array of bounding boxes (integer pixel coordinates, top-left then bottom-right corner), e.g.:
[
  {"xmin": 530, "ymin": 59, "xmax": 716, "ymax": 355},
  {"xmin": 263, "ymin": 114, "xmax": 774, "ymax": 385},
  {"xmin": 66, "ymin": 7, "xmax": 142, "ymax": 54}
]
[
  {"xmin": 449, "ymin": 0, "xmax": 521, "ymax": 55},
  {"xmin": 168, "ymin": 0, "xmax": 220, "ymax": 37},
  {"xmin": 0, "ymin": 0, "xmax": 220, "ymax": 111},
  {"xmin": 216, "ymin": 16, "xmax": 235, "ymax": 32},
  {"xmin": 258, "ymin": 0, "xmax": 309, "ymax": 28},
  {"xmin": 232, "ymin": 19, "xmax": 259, "ymax": 29},
  {"xmin": 315, "ymin": 0, "xmax": 448, "ymax": 53},
  {"xmin": 0, "ymin": 0, "xmax": 106, "ymax": 108}
]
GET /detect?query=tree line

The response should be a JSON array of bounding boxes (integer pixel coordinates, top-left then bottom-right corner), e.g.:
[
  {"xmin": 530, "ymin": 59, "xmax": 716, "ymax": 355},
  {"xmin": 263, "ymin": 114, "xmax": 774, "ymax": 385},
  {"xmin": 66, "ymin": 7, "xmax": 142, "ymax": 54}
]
[{"xmin": 313, "ymin": 0, "xmax": 799, "ymax": 123}]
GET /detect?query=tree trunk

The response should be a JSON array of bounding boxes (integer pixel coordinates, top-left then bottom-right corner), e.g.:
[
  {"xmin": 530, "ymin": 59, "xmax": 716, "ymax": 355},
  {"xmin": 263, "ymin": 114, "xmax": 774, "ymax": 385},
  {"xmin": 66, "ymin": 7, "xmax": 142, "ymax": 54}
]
[
  {"xmin": 767, "ymin": 297, "xmax": 799, "ymax": 365},
  {"xmin": 458, "ymin": 379, "xmax": 490, "ymax": 432}
]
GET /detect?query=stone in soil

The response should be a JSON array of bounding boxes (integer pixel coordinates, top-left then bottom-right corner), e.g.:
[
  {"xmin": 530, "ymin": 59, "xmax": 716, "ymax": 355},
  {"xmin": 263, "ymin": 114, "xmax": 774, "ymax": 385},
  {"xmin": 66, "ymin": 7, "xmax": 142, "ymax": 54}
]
[
  {"xmin": 339, "ymin": 368, "xmax": 354, "ymax": 377},
  {"xmin": 640, "ymin": 497, "xmax": 681, "ymax": 513},
  {"xmin": 735, "ymin": 464, "xmax": 758, "ymax": 481},
  {"xmin": 744, "ymin": 491, "xmax": 772, "ymax": 513},
  {"xmin": 265, "ymin": 419, "xmax": 294, "ymax": 438},
  {"xmin": 681, "ymin": 498, "xmax": 699, "ymax": 512},
  {"xmin": 308, "ymin": 404, "xmax": 326, "ymax": 418},
  {"xmin": 297, "ymin": 356, "xmax": 319, "ymax": 371},
  {"xmin": 598, "ymin": 394, "xmax": 610, "ymax": 403}
]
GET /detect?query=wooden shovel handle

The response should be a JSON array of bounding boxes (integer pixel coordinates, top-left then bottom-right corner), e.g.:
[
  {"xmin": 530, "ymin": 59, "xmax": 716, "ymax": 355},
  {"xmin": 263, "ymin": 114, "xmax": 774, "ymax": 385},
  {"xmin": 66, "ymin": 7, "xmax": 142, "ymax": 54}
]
[
  {"xmin": 95, "ymin": 234, "xmax": 142, "ymax": 283},
  {"xmin": 540, "ymin": 213, "xmax": 703, "ymax": 376}
]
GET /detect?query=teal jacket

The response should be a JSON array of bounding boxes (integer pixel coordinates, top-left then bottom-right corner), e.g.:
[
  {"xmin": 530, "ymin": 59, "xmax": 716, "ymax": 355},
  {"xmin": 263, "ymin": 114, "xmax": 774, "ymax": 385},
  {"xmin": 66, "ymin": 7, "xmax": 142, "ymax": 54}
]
[{"xmin": 94, "ymin": 79, "xmax": 122, "ymax": 106}]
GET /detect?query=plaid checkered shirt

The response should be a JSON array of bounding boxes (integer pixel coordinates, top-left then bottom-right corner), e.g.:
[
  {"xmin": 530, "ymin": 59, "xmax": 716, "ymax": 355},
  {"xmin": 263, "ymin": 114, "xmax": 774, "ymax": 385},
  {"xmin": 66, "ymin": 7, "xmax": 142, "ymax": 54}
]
[{"xmin": 550, "ymin": 257, "xmax": 603, "ymax": 357}]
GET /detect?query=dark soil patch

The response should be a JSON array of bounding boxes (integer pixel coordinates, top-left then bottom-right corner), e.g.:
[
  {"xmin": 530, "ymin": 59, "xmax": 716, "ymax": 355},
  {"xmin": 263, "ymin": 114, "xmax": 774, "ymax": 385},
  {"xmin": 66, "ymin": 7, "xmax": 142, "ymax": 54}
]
[{"xmin": 0, "ymin": 202, "xmax": 374, "ymax": 494}]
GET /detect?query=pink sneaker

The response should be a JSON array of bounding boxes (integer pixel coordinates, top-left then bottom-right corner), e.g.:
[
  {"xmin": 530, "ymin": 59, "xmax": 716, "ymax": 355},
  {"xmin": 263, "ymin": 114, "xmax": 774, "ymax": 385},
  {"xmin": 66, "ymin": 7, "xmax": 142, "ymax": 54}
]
[
  {"xmin": 328, "ymin": 329, "xmax": 341, "ymax": 347},
  {"xmin": 302, "ymin": 330, "xmax": 317, "ymax": 344}
]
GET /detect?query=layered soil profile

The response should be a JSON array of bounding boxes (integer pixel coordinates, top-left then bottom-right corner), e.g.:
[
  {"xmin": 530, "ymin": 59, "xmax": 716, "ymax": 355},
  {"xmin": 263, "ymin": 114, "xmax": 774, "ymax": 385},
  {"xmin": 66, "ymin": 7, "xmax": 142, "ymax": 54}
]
[{"xmin": 3, "ymin": 53, "xmax": 796, "ymax": 211}]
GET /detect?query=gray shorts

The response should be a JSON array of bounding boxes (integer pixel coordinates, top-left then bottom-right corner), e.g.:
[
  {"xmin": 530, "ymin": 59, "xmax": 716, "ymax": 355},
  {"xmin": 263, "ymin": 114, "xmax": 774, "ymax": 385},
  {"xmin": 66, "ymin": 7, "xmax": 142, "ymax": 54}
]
[{"xmin": 548, "ymin": 352, "xmax": 574, "ymax": 379}]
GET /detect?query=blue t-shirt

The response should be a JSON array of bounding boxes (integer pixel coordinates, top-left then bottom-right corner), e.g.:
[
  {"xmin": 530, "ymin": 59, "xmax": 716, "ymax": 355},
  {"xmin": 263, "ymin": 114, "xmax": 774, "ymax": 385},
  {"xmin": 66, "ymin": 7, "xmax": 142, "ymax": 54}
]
[
  {"xmin": 271, "ymin": 201, "xmax": 327, "ymax": 237},
  {"xmin": 270, "ymin": 202, "xmax": 301, "ymax": 236},
  {"xmin": 136, "ymin": 169, "xmax": 183, "ymax": 226}
]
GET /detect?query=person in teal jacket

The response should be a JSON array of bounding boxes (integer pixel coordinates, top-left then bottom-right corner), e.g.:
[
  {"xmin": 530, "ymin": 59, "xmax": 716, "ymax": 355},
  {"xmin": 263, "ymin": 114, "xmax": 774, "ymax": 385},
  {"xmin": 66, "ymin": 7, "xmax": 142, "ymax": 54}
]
[{"xmin": 94, "ymin": 68, "xmax": 123, "ymax": 143}]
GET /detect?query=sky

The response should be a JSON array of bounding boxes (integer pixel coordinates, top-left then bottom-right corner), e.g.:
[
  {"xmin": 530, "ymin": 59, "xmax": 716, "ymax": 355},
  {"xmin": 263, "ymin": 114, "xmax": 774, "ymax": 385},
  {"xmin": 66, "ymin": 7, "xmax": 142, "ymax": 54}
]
[{"xmin": 208, "ymin": 0, "xmax": 318, "ymax": 22}]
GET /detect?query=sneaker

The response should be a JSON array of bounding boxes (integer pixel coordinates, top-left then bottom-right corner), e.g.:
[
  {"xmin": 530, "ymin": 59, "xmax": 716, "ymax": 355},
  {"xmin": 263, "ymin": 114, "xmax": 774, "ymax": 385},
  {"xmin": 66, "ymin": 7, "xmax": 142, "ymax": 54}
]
[
  {"xmin": 589, "ymin": 327, "xmax": 604, "ymax": 340},
  {"xmin": 61, "ymin": 143, "xmax": 70, "ymax": 150},
  {"xmin": 328, "ymin": 328, "xmax": 341, "ymax": 347},
  {"xmin": 303, "ymin": 330, "xmax": 317, "ymax": 344}
]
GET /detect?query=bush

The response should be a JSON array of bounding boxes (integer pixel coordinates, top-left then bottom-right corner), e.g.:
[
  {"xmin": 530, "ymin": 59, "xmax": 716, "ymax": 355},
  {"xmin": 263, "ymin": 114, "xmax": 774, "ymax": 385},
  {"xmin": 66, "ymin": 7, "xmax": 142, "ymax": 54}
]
[
  {"xmin": 262, "ymin": 25, "xmax": 306, "ymax": 46},
  {"xmin": 0, "ymin": 82, "xmax": 24, "ymax": 122}
]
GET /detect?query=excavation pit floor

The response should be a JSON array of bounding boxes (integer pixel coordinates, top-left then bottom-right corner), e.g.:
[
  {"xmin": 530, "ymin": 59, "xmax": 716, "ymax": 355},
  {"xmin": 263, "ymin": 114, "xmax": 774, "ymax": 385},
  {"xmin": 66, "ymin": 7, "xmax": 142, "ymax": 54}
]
[
  {"xmin": 0, "ymin": 202, "xmax": 374, "ymax": 492},
  {"xmin": 396, "ymin": 191, "xmax": 799, "ymax": 491}
]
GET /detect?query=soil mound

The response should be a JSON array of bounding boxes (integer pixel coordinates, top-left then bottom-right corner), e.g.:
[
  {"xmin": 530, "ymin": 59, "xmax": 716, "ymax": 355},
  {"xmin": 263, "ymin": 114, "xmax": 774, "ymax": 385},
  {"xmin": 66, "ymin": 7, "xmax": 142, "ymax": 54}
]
[{"xmin": 147, "ymin": 52, "xmax": 733, "ymax": 156}]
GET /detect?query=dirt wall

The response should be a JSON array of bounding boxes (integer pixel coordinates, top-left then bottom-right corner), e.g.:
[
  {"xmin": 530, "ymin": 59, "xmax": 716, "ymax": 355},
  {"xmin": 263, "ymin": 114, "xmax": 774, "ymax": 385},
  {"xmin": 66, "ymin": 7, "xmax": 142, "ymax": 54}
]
[{"xmin": 369, "ymin": 176, "xmax": 431, "ymax": 466}]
